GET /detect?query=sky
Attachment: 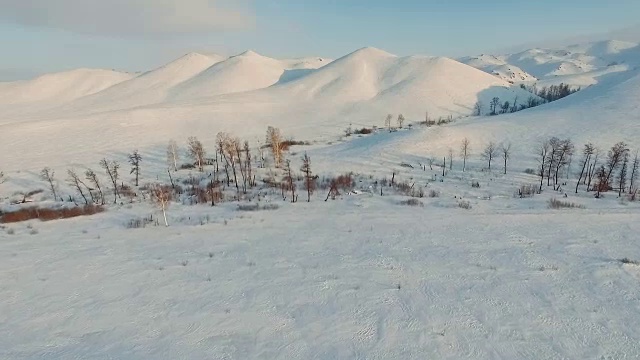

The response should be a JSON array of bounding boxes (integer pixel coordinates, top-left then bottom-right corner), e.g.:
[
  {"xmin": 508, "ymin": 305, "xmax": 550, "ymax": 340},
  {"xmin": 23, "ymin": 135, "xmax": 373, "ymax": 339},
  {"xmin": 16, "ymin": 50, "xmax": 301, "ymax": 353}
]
[{"xmin": 1, "ymin": 0, "xmax": 640, "ymax": 80}]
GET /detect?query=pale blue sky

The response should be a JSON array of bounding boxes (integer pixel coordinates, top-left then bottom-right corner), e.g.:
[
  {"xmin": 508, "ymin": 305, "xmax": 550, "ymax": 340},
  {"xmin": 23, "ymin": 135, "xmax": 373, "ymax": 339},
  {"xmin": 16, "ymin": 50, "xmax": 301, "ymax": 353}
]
[{"xmin": 1, "ymin": 0, "xmax": 639, "ymax": 80}]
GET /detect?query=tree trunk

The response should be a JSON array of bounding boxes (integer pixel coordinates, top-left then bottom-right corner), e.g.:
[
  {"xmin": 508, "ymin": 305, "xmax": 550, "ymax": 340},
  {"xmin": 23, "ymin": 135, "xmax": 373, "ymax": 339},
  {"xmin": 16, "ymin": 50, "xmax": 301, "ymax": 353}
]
[{"xmin": 161, "ymin": 204, "xmax": 169, "ymax": 227}]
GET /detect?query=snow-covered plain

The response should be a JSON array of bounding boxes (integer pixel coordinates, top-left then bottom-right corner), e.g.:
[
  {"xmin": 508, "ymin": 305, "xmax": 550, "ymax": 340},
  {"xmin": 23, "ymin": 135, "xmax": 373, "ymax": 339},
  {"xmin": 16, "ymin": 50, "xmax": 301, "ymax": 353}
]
[{"xmin": 1, "ymin": 39, "xmax": 640, "ymax": 359}]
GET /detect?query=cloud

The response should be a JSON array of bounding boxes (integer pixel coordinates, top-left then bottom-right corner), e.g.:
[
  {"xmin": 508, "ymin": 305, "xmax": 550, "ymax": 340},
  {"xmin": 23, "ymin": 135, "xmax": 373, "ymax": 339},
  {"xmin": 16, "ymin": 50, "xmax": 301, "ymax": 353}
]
[{"xmin": 0, "ymin": 0, "xmax": 254, "ymax": 36}]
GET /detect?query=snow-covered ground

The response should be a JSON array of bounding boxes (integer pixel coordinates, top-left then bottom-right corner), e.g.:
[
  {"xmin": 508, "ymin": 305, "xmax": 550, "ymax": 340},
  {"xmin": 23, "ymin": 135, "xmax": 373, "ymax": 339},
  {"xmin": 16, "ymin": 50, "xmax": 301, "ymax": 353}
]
[
  {"xmin": 1, "ymin": 39, "xmax": 640, "ymax": 359},
  {"xmin": 2, "ymin": 189, "xmax": 640, "ymax": 359}
]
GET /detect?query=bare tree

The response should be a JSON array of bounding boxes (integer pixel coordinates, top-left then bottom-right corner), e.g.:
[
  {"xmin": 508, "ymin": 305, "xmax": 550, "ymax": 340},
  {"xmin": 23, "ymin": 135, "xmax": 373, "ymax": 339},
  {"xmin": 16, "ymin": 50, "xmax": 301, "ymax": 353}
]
[
  {"xmin": 187, "ymin": 136, "xmax": 206, "ymax": 172},
  {"xmin": 40, "ymin": 167, "xmax": 58, "ymax": 201},
  {"xmin": 397, "ymin": 114, "xmax": 405, "ymax": 129},
  {"xmin": 576, "ymin": 143, "xmax": 595, "ymax": 193},
  {"xmin": 150, "ymin": 184, "xmax": 172, "ymax": 227},
  {"xmin": 0, "ymin": 170, "xmax": 4, "ymax": 184},
  {"xmin": 216, "ymin": 132, "xmax": 231, "ymax": 185},
  {"xmin": 223, "ymin": 136, "xmax": 240, "ymax": 193},
  {"xmin": 266, "ymin": 126, "xmax": 284, "ymax": 167},
  {"xmin": 605, "ymin": 142, "xmax": 629, "ymax": 186},
  {"xmin": 427, "ymin": 157, "xmax": 435, "ymax": 170},
  {"xmin": 546, "ymin": 137, "xmax": 561, "ymax": 186},
  {"xmin": 460, "ymin": 138, "xmax": 471, "ymax": 172},
  {"xmin": 100, "ymin": 159, "xmax": 120, "ymax": 204},
  {"xmin": 301, "ymin": 153, "xmax": 315, "ymax": 202},
  {"xmin": 536, "ymin": 139, "xmax": 551, "ymax": 192},
  {"xmin": 586, "ymin": 149, "xmax": 601, "ymax": 192},
  {"xmin": 67, "ymin": 169, "xmax": 89, "ymax": 205},
  {"xmin": 629, "ymin": 150, "xmax": 639, "ymax": 194},
  {"xmin": 474, "ymin": 101, "xmax": 483, "ymax": 116},
  {"xmin": 128, "ymin": 150, "xmax": 142, "ymax": 187},
  {"xmin": 85, "ymin": 169, "xmax": 104, "ymax": 205},
  {"xmin": 167, "ymin": 140, "xmax": 179, "ymax": 172},
  {"xmin": 501, "ymin": 142, "xmax": 512, "ymax": 174},
  {"xmin": 481, "ymin": 141, "xmax": 498, "ymax": 171},
  {"xmin": 244, "ymin": 141, "xmax": 255, "ymax": 188},
  {"xmin": 448, "ymin": 148, "xmax": 454, "ymax": 170},
  {"xmin": 283, "ymin": 159, "xmax": 296, "ymax": 203},
  {"xmin": 385, "ymin": 114, "xmax": 393, "ymax": 132},
  {"xmin": 490, "ymin": 97, "xmax": 500, "ymax": 115},
  {"xmin": 618, "ymin": 152, "xmax": 629, "ymax": 197},
  {"xmin": 595, "ymin": 165, "xmax": 608, "ymax": 198},
  {"xmin": 553, "ymin": 139, "xmax": 574, "ymax": 190}
]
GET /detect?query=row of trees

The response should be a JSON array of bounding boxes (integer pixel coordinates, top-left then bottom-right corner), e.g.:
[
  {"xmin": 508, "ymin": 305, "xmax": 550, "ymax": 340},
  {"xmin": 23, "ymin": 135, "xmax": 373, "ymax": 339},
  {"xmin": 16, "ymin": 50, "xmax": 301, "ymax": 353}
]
[
  {"xmin": 521, "ymin": 83, "xmax": 579, "ymax": 103},
  {"xmin": 443, "ymin": 138, "xmax": 512, "ymax": 174},
  {"xmin": 474, "ymin": 84, "xmax": 580, "ymax": 118}
]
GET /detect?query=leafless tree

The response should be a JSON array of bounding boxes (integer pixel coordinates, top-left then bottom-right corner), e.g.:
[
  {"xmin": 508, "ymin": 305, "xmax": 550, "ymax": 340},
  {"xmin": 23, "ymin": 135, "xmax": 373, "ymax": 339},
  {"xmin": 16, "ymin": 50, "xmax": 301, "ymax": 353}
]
[
  {"xmin": 167, "ymin": 140, "xmax": 179, "ymax": 172},
  {"xmin": 460, "ymin": 138, "xmax": 471, "ymax": 172},
  {"xmin": 536, "ymin": 139, "xmax": 551, "ymax": 192},
  {"xmin": 629, "ymin": 150, "xmax": 639, "ymax": 194},
  {"xmin": 427, "ymin": 157, "xmax": 435, "ymax": 170},
  {"xmin": 595, "ymin": 165, "xmax": 608, "ymax": 198},
  {"xmin": 448, "ymin": 148, "xmax": 454, "ymax": 170},
  {"xmin": 283, "ymin": 159, "xmax": 296, "ymax": 203},
  {"xmin": 0, "ymin": 170, "xmax": 4, "ymax": 184},
  {"xmin": 40, "ymin": 167, "xmax": 58, "ymax": 201},
  {"xmin": 618, "ymin": 151, "xmax": 629, "ymax": 197},
  {"xmin": 150, "ymin": 184, "xmax": 172, "ymax": 227},
  {"xmin": 576, "ymin": 143, "xmax": 595, "ymax": 193},
  {"xmin": 499, "ymin": 142, "xmax": 512, "ymax": 174},
  {"xmin": 605, "ymin": 142, "xmax": 629, "ymax": 186},
  {"xmin": 546, "ymin": 137, "xmax": 562, "ymax": 186},
  {"xmin": 301, "ymin": 153, "xmax": 315, "ymax": 202},
  {"xmin": 397, "ymin": 114, "xmax": 405, "ymax": 129},
  {"xmin": 85, "ymin": 169, "xmax": 104, "ymax": 205},
  {"xmin": 385, "ymin": 114, "xmax": 393, "ymax": 132},
  {"xmin": 586, "ymin": 149, "xmax": 601, "ymax": 192},
  {"xmin": 216, "ymin": 132, "xmax": 231, "ymax": 185},
  {"xmin": 474, "ymin": 101, "xmax": 483, "ymax": 116},
  {"xmin": 128, "ymin": 150, "xmax": 142, "ymax": 187},
  {"xmin": 552, "ymin": 139, "xmax": 574, "ymax": 190},
  {"xmin": 481, "ymin": 141, "xmax": 498, "ymax": 171},
  {"xmin": 100, "ymin": 158, "xmax": 120, "ymax": 204},
  {"xmin": 187, "ymin": 136, "xmax": 206, "ymax": 172},
  {"xmin": 222, "ymin": 135, "xmax": 240, "ymax": 193},
  {"xmin": 67, "ymin": 169, "xmax": 89, "ymax": 205},
  {"xmin": 266, "ymin": 126, "xmax": 284, "ymax": 167},
  {"xmin": 490, "ymin": 97, "xmax": 500, "ymax": 115},
  {"xmin": 231, "ymin": 137, "xmax": 245, "ymax": 194},
  {"xmin": 244, "ymin": 141, "xmax": 255, "ymax": 189}
]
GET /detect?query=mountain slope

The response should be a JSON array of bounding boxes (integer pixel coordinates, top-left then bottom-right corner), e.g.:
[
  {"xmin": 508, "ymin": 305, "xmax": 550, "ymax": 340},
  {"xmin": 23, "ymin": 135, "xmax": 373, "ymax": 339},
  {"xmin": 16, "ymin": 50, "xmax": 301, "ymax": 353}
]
[
  {"xmin": 462, "ymin": 40, "xmax": 640, "ymax": 87},
  {"xmin": 169, "ymin": 51, "xmax": 329, "ymax": 100},
  {"xmin": 0, "ymin": 68, "xmax": 134, "ymax": 106},
  {"xmin": 67, "ymin": 52, "xmax": 226, "ymax": 110}
]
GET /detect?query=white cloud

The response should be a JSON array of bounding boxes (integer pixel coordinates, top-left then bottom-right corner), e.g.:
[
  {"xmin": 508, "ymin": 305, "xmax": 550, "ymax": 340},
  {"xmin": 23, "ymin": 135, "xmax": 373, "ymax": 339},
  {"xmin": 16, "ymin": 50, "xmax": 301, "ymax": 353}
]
[{"xmin": 0, "ymin": 0, "xmax": 254, "ymax": 36}]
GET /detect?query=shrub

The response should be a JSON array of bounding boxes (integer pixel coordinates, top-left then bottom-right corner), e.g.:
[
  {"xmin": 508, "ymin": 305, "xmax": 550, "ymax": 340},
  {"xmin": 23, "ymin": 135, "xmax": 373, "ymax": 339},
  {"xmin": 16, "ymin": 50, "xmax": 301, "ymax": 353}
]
[
  {"xmin": 126, "ymin": 215, "xmax": 156, "ymax": 229},
  {"xmin": 524, "ymin": 168, "xmax": 536, "ymax": 175},
  {"xmin": 237, "ymin": 203, "xmax": 279, "ymax": 211},
  {"xmin": 620, "ymin": 258, "xmax": 640, "ymax": 265},
  {"xmin": 428, "ymin": 189, "xmax": 440, "ymax": 198},
  {"xmin": 517, "ymin": 184, "xmax": 538, "ymax": 198},
  {"xmin": 548, "ymin": 198, "xmax": 585, "ymax": 209},
  {"xmin": 0, "ymin": 205, "xmax": 105, "ymax": 223},
  {"xmin": 354, "ymin": 127, "xmax": 373, "ymax": 135},
  {"xmin": 180, "ymin": 163, "xmax": 196, "ymax": 170},
  {"xmin": 399, "ymin": 198, "xmax": 423, "ymax": 207},
  {"xmin": 458, "ymin": 200, "xmax": 472, "ymax": 209},
  {"xmin": 471, "ymin": 181, "xmax": 480, "ymax": 188}
]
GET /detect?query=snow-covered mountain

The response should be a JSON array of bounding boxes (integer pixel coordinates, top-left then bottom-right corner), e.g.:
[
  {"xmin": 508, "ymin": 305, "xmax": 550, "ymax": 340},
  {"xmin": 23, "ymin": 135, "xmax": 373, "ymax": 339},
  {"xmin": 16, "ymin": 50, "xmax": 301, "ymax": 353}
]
[
  {"xmin": 460, "ymin": 40, "xmax": 640, "ymax": 87},
  {"xmin": 0, "ymin": 40, "xmax": 638, "ymax": 172}
]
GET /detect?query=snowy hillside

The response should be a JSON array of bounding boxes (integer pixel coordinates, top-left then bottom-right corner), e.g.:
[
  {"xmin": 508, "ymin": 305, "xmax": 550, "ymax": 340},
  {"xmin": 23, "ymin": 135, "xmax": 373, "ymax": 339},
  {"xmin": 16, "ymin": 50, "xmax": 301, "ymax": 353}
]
[
  {"xmin": 0, "ymin": 68, "xmax": 133, "ymax": 107},
  {"xmin": 170, "ymin": 51, "xmax": 329, "ymax": 100},
  {"xmin": 0, "ymin": 47, "xmax": 535, "ymax": 171},
  {"xmin": 461, "ymin": 40, "xmax": 640, "ymax": 87}
]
